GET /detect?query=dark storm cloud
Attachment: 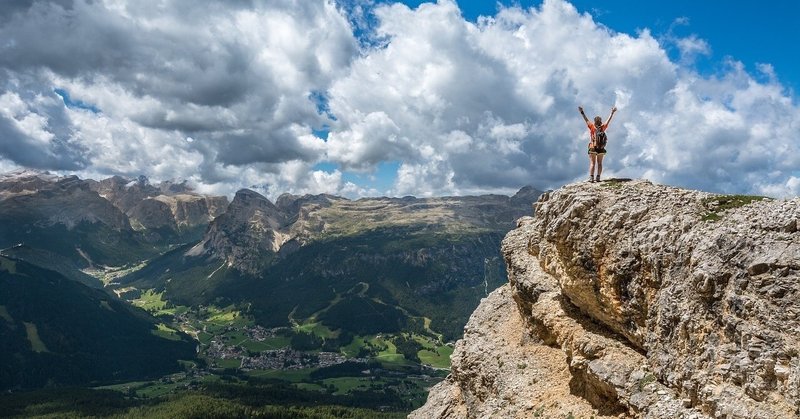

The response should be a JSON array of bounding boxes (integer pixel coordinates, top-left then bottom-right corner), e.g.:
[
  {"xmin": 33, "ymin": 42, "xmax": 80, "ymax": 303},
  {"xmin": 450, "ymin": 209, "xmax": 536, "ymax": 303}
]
[
  {"xmin": 0, "ymin": 110, "xmax": 88, "ymax": 171},
  {"xmin": 0, "ymin": 1, "xmax": 261, "ymax": 107},
  {"xmin": 0, "ymin": 1, "xmax": 135, "ymax": 78},
  {"xmin": 214, "ymin": 130, "xmax": 318, "ymax": 166},
  {"xmin": 0, "ymin": 71, "xmax": 89, "ymax": 170},
  {"xmin": 0, "ymin": 0, "xmax": 358, "ymax": 181},
  {"xmin": 0, "ymin": 0, "xmax": 74, "ymax": 22},
  {"xmin": 132, "ymin": 108, "xmax": 234, "ymax": 133}
]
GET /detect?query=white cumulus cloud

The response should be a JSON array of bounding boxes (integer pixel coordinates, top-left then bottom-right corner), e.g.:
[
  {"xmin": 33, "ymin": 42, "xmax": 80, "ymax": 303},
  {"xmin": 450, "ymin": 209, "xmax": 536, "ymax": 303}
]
[
  {"xmin": 0, "ymin": 0, "xmax": 797, "ymax": 198},
  {"xmin": 325, "ymin": 0, "xmax": 800, "ymax": 197}
]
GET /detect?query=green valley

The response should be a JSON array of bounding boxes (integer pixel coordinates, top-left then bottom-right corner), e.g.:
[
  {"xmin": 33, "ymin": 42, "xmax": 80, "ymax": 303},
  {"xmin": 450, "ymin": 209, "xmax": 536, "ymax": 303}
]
[{"xmin": 0, "ymin": 172, "xmax": 540, "ymax": 417}]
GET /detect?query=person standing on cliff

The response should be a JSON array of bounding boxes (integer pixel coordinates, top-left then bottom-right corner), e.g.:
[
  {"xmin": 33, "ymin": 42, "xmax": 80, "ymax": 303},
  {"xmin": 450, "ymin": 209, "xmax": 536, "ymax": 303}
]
[{"xmin": 579, "ymin": 106, "xmax": 617, "ymax": 182}]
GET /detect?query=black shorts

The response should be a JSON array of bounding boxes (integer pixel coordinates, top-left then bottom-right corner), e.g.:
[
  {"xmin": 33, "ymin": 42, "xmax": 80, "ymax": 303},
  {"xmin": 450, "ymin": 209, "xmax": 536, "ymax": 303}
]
[{"xmin": 588, "ymin": 147, "xmax": 606, "ymax": 155}]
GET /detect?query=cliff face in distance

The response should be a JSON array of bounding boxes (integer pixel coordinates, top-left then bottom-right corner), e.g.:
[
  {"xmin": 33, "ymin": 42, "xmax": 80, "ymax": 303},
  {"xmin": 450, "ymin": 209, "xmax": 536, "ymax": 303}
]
[
  {"xmin": 188, "ymin": 186, "xmax": 541, "ymax": 276},
  {"xmin": 0, "ymin": 172, "xmax": 131, "ymax": 231},
  {"xmin": 87, "ymin": 174, "xmax": 228, "ymax": 232},
  {"xmin": 0, "ymin": 170, "xmax": 229, "ymax": 267},
  {"xmin": 413, "ymin": 179, "xmax": 800, "ymax": 419},
  {"xmin": 0, "ymin": 170, "xmax": 227, "ymax": 235}
]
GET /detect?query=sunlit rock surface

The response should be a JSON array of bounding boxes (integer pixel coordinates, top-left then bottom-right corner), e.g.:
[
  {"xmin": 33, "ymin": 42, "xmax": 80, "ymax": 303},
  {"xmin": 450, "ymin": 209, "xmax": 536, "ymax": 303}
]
[{"xmin": 413, "ymin": 179, "xmax": 800, "ymax": 419}]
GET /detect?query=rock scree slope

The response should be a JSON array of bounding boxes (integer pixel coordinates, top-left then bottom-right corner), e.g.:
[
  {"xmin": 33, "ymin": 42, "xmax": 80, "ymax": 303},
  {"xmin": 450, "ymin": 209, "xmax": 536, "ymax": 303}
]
[{"xmin": 412, "ymin": 179, "xmax": 800, "ymax": 419}]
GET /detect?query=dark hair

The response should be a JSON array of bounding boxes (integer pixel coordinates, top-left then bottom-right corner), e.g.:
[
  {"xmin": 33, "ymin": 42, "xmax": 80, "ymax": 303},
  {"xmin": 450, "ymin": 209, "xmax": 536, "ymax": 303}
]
[{"xmin": 594, "ymin": 116, "xmax": 602, "ymax": 126}]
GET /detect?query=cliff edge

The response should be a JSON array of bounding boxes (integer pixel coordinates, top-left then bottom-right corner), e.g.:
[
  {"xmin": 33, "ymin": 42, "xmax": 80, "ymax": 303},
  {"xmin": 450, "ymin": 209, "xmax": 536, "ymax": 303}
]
[{"xmin": 412, "ymin": 179, "xmax": 800, "ymax": 418}]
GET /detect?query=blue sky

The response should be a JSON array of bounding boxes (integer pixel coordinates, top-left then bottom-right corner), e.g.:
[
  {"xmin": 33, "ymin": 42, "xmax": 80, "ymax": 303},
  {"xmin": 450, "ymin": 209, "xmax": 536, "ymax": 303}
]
[
  {"xmin": 0, "ymin": 0, "xmax": 798, "ymax": 198},
  {"xmin": 576, "ymin": 1, "xmax": 799, "ymax": 96},
  {"xmin": 419, "ymin": 0, "xmax": 800, "ymax": 97}
]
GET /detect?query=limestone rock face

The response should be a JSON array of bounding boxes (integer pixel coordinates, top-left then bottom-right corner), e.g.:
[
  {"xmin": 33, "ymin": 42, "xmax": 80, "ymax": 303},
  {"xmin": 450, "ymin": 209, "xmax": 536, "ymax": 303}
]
[
  {"xmin": 189, "ymin": 189, "xmax": 290, "ymax": 274},
  {"xmin": 127, "ymin": 198, "xmax": 177, "ymax": 231},
  {"xmin": 414, "ymin": 180, "xmax": 800, "ymax": 419},
  {"xmin": 128, "ymin": 194, "xmax": 228, "ymax": 231},
  {"xmin": 88, "ymin": 175, "xmax": 157, "ymax": 214},
  {"xmin": 89, "ymin": 175, "xmax": 228, "ymax": 232},
  {"xmin": 0, "ymin": 171, "xmax": 227, "ymax": 236},
  {"xmin": 168, "ymin": 194, "xmax": 228, "ymax": 227}
]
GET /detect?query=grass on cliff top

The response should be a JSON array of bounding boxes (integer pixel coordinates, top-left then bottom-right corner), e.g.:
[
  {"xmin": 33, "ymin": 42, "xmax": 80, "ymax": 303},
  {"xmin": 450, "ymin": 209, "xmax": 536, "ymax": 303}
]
[
  {"xmin": 701, "ymin": 194, "xmax": 771, "ymax": 221},
  {"xmin": 599, "ymin": 178, "xmax": 633, "ymax": 188}
]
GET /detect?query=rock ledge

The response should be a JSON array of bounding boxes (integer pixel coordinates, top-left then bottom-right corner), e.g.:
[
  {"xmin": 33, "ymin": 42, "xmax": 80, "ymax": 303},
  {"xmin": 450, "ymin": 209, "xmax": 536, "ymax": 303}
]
[{"xmin": 412, "ymin": 179, "xmax": 800, "ymax": 418}]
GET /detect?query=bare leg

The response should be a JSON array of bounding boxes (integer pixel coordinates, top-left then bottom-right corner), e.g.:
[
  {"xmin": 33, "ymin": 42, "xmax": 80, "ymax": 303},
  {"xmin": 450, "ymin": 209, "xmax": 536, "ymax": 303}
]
[
  {"xmin": 596, "ymin": 154, "xmax": 605, "ymax": 180},
  {"xmin": 588, "ymin": 153, "xmax": 596, "ymax": 180}
]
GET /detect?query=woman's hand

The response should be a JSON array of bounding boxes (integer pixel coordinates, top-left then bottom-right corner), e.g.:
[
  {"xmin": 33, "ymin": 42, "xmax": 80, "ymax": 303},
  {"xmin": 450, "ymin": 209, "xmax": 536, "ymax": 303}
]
[
  {"xmin": 578, "ymin": 106, "xmax": 584, "ymax": 113},
  {"xmin": 611, "ymin": 106, "xmax": 617, "ymax": 113}
]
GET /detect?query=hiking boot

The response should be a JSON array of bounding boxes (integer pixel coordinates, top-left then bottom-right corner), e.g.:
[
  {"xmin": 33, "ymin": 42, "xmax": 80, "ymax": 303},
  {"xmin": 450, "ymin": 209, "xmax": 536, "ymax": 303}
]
[
  {"xmin": 588, "ymin": 176, "xmax": 595, "ymax": 183},
  {"xmin": 595, "ymin": 175, "xmax": 601, "ymax": 182}
]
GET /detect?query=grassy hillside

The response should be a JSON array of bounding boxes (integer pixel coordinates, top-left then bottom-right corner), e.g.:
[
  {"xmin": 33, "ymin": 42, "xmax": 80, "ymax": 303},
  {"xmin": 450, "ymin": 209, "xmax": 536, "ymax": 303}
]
[
  {"xmin": 0, "ymin": 220, "xmax": 164, "ymax": 268},
  {"xmin": 0, "ymin": 256, "xmax": 196, "ymax": 391},
  {"xmin": 0, "ymin": 244, "xmax": 102, "ymax": 288}
]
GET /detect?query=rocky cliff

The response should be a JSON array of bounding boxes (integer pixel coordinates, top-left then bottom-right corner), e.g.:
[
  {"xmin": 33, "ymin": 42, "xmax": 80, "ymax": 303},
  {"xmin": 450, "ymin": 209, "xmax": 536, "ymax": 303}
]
[
  {"xmin": 0, "ymin": 171, "xmax": 130, "ymax": 230},
  {"xmin": 88, "ymin": 175, "xmax": 228, "ymax": 232},
  {"xmin": 412, "ymin": 179, "xmax": 800, "ymax": 419},
  {"xmin": 0, "ymin": 170, "xmax": 228, "ymax": 266},
  {"xmin": 0, "ymin": 171, "xmax": 227, "ymax": 234},
  {"xmin": 187, "ymin": 189, "xmax": 292, "ymax": 273}
]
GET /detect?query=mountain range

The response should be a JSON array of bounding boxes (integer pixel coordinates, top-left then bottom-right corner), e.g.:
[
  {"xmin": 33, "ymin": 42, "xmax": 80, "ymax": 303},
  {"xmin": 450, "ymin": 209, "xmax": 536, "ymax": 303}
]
[
  {"xmin": 0, "ymin": 170, "xmax": 228, "ymax": 269},
  {"xmin": 0, "ymin": 169, "xmax": 541, "ymax": 395}
]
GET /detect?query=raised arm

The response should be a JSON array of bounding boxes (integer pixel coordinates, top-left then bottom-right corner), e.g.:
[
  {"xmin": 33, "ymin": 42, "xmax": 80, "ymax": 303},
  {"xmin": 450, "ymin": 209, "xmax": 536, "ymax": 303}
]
[
  {"xmin": 578, "ymin": 106, "xmax": 590, "ymax": 125},
  {"xmin": 605, "ymin": 107, "xmax": 618, "ymax": 127}
]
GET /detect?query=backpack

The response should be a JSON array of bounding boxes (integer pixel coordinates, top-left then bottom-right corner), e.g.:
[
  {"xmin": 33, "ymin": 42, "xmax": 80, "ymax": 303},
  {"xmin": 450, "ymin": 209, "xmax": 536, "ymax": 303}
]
[{"xmin": 594, "ymin": 127, "xmax": 607, "ymax": 148}]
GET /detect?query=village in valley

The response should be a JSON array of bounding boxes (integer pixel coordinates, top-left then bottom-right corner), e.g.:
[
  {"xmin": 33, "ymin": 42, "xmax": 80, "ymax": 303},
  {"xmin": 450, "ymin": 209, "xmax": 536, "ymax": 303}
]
[{"xmin": 97, "ymin": 287, "xmax": 448, "ymax": 403}]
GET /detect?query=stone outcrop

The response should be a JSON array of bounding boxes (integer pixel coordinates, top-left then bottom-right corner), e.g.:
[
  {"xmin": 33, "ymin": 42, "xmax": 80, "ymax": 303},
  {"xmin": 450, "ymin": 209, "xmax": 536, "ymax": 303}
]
[
  {"xmin": 0, "ymin": 170, "xmax": 231, "ymax": 267},
  {"xmin": 127, "ymin": 194, "xmax": 228, "ymax": 231},
  {"xmin": 413, "ymin": 179, "xmax": 800, "ymax": 418}
]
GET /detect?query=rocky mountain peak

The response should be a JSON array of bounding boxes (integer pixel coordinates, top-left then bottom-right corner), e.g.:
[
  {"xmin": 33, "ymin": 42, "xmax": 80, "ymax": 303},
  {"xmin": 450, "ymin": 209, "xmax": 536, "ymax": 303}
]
[
  {"xmin": 192, "ymin": 187, "xmax": 544, "ymax": 276},
  {"xmin": 89, "ymin": 175, "xmax": 160, "ymax": 212},
  {"xmin": 511, "ymin": 184, "xmax": 541, "ymax": 205},
  {"xmin": 233, "ymin": 188, "xmax": 264, "ymax": 200},
  {"xmin": 414, "ymin": 179, "xmax": 800, "ymax": 419},
  {"xmin": 88, "ymin": 175, "xmax": 228, "ymax": 233},
  {"xmin": 188, "ymin": 189, "xmax": 290, "ymax": 274},
  {"xmin": 228, "ymin": 189, "xmax": 286, "ymax": 229},
  {"xmin": 0, "ymin": 170, "xmax": 62, "ymax": 196},
  {"xmin": 275, "ymin": 193, "xmax": 339, "ymax": 219},
  {"xmin": 158, "ymin": 179, "xmax": 192, "ymax": 194}
]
